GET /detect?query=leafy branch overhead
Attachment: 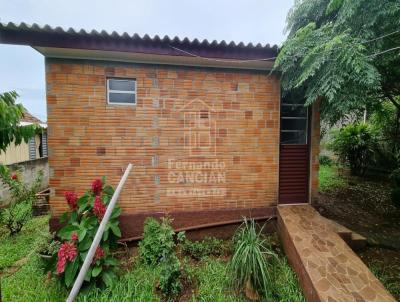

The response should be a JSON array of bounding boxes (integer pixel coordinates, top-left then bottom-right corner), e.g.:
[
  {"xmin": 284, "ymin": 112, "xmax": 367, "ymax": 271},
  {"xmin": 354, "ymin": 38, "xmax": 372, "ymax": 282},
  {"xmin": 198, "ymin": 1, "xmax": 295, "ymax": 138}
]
[
  {"xmin": 275, "ymin": 0, "xmax": 400, "ymax": 123},
  {"xmin": 0, "ymin": 91, "xmax": 38, "ymax": 152}
]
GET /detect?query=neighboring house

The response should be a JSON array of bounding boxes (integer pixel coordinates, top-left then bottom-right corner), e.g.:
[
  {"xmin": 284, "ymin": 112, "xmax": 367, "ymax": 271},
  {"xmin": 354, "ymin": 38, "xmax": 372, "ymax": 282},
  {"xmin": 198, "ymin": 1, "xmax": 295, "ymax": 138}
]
[
  {"xmin": 0, "ymin": 108, "xmax": 48, "ymax": 165},
  {"xmin": 0, "ymin": 23, "xmax": 320, "ymax": 239},
  {"xmin": 0, "ymin": 108, "xmax": 49, "ymax": 201}
]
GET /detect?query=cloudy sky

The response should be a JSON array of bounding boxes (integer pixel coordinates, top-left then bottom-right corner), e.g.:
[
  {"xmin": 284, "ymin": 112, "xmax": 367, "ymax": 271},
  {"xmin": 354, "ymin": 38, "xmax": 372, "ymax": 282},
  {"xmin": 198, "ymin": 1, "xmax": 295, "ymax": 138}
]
[{"xmin": 0, "ymin": 0, "xmax": 294, "ymax": 121}]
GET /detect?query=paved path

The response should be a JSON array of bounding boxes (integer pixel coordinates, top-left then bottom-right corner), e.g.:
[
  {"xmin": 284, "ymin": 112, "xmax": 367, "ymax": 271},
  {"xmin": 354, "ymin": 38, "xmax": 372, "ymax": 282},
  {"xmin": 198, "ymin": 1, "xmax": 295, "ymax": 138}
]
[{"xmin": 278, "ymin": 205, "xmax": 396, "ymax": 302}]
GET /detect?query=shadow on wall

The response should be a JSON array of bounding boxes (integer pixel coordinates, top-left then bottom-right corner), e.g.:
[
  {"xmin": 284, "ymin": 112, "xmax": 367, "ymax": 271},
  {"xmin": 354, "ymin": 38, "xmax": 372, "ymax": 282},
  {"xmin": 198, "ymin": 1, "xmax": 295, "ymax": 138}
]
[{"xmin": 0, "ymin": 157, "xmax": 49, "ymax": 203}]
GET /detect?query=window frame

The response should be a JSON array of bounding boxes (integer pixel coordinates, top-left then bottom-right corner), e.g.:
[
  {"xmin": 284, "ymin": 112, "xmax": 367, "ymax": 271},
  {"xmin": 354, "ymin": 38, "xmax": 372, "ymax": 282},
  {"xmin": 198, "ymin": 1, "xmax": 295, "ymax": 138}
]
[
  {"xmin": 280, "ymin": 103, "xmax": 309, "ymax": 145},
  {"xmin": 106, "ymin": 78, "xmax": 137, "ymax": 106}
]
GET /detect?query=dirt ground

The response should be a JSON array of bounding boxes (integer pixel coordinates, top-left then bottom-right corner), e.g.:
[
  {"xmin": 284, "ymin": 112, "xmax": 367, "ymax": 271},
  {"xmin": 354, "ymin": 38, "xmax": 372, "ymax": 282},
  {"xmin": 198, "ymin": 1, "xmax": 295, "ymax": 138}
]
[{"xmin": 314, "ymin": 177, "xmax": 400, "ymax": 299}]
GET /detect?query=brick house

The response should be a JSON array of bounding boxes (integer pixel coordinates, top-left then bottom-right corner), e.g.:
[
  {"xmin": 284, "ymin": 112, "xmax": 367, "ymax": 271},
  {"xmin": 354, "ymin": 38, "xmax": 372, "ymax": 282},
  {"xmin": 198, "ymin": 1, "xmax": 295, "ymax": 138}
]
[{"xmin": 0, "ymin": 23, "xmax": 319, "ymax": 239}]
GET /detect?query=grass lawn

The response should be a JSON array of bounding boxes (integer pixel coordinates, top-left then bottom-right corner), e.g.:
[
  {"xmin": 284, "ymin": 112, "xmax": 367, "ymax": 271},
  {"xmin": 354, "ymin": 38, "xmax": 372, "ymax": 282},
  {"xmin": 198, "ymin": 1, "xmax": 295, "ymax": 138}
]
[
  {"xmin": 318, "ymin": 164, "xmax": 346, "ymax": 192},
  {"xmin": 0, "ymin": 216, "xmax": 305, "ymax": 302},
  {"xmin": 0, "ymin": 216, "xmax": 66, "ymax": 301}
]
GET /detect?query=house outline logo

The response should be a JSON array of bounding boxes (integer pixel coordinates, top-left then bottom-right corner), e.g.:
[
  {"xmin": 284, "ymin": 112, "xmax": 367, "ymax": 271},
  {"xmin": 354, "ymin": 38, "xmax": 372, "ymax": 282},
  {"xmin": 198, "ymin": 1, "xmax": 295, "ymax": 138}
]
[{"xmin": 177, "ymin": 98, "xmax": 217, "ymax": 157}]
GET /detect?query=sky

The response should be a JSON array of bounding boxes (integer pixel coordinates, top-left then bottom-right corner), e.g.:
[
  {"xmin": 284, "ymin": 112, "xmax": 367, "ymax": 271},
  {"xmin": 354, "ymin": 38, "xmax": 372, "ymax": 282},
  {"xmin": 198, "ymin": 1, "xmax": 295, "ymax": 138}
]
[{"xmin": 0, "ymin": 0, "xmax": 294, "ymax": 122}]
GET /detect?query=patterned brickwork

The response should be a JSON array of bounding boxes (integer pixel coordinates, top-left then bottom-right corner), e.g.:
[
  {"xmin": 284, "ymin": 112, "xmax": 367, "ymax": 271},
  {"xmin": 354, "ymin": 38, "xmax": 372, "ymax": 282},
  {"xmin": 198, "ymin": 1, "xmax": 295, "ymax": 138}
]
[{"xmin": 46, "ymin": 59, "xmax": 282, "ymax": 216}]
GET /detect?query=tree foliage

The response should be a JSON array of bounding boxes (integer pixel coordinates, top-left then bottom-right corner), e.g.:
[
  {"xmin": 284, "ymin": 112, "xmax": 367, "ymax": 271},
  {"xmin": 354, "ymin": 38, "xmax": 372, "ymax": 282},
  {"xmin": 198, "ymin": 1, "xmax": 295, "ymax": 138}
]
[
  {"xmin": 275, "ymin": 0, "xmax": 400, "ymax": 124},
  {"xmin": 0, "ymin": 91, "xmax": 37, "ymax": 152}
]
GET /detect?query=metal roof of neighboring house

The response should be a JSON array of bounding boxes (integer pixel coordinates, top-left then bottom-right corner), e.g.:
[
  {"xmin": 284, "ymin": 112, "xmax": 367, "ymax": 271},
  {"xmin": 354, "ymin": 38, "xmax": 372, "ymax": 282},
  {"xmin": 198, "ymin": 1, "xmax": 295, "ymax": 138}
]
[{"xmin": 0, "ymin": 22, "xmax": 278, "ymax": 70}]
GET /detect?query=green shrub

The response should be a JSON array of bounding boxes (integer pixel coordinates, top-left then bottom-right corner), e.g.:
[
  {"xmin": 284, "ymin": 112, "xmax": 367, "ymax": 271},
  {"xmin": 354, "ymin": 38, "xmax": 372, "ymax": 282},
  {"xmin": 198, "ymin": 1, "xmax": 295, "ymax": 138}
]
[
  {"xmin": 329, "ymin": 123, "xmax": 376, "ymax": 176},
  {"xmin": 139, "ymin": 217, "xmax": 175, "ymax": 266},
  {"xmin": 0, "ymin": 165, "xmax": 42, "ymax": 235},
  {"xmin": 1, "ymin": 201, "xmax": 32, "ymax": 236},
  {"xmin": 181, "ymin": 236, "xmax": 224, "ymax": 260},
  {"xmin": 319, "ymin": 155, "xmax": 333, "ymax": 166},
  {"xmin": 139, "ymin": 217, "xmax": 182, "ymax": 299},
  {"xmin": 159, "ymin": 253, "xmax": 182, "ymax": 299},
  {"xmin": 229, "ymin": 218, "xmax": 276, "ymax": 299},
  {"xmin": 56, "ymin": 177, "xmax": 121, "ymax": 288}
]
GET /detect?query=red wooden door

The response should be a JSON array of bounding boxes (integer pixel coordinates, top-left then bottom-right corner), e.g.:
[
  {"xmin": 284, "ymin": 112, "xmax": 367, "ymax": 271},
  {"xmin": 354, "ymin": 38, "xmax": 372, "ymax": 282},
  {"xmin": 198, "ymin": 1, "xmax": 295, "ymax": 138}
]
[
  {"xmin": 279, "ymin": 98, "xmax": 310, "ymax": 204},
  {"xmin": 279, "ymin": 145, "xmax": 309, "ymax": 204}
]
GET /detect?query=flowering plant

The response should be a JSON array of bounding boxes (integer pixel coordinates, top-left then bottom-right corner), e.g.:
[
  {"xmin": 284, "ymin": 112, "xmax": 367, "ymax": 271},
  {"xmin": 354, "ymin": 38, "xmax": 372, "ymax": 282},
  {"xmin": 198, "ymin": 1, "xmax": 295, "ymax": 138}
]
[
  {"xmin": 0, "ymin": 165, "xmax": 43, "ymax": 235},
  {"xmin": 56, "ymin": 177, "xmax": 121, "ymax": 288}
]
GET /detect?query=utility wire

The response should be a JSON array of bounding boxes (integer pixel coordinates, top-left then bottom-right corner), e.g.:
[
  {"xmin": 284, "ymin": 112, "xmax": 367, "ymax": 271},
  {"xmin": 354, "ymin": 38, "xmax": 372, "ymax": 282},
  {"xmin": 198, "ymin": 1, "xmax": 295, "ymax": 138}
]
[
  {"xmin": 368, "ymin": 46, "xmax": 400, "ymax": 57},
  {"xmin": 169, "ymin": 28, "xmax": 400, "ymax": 63}
]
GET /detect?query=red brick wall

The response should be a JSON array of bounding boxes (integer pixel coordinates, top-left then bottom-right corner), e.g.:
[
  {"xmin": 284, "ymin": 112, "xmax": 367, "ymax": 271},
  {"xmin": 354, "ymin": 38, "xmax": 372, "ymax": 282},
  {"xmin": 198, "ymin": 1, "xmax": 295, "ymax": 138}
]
[{"xmin": 46, "ymin": 60, "xmax": 281, "ymax": 216}]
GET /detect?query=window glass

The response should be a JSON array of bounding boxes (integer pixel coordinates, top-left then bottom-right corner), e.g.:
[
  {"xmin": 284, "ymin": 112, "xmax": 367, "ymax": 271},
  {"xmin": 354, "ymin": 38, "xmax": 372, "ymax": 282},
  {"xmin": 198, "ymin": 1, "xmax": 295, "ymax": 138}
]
[
  {"xmin": 280, "ymin": 93, "xmax": 308, "ymax": 145},
  {"xmin": 107, "ymin": 78, "xmax": 136, "ymax": 105},
  {"xmin": 109, "ymin": 79, "xmax": 136, "ymax": 91},
  {"xmin": 281, "ymin": 118, "xmax": 307, "ymax": 131},
  {"xmin": 281, "ymin": 105, "xmax": 307, "ymax": 117},
  {"xmin": 108, "ymin": 92, "xmax": 136, "ymax": 104},
  {"xmin": 280, "ymin": 131, "xmax": 306, "ymax": 144}
]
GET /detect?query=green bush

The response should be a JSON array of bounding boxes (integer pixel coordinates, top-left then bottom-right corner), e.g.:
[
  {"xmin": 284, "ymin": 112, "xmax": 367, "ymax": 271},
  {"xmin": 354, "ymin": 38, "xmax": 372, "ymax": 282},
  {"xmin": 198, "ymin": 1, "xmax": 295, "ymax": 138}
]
[
  {"xmin": 0, "ymin": 165, "xmax": 42, "ymax": 235},
  {"xmin": 229, "ymin": 218, "xmax": 276, "ymax": 299},
  {"xmin": 181, "ymin": 236, "xmax": 224, "ymax": 260},
  {"xmin": 159, "ymin": 253, "xmax": 182, "ymax": 299},
  {"xmin": 329, "ymin": 123, "xmax": 376, "ymax": 176},
  {"xmin": 139, "ymin": 217, "xmax": 175, "ymax": 266},
  {"xmin": 319, "ymin": 155, "xmax": 333, "ymax": 166}
]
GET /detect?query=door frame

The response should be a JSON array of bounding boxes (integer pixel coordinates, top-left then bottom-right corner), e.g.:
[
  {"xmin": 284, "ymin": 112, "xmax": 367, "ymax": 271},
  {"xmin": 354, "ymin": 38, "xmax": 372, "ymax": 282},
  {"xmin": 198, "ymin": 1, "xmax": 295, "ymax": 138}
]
[{"xmin": 278, "ymin": 106, "xmax": 312, "ymax": 205}]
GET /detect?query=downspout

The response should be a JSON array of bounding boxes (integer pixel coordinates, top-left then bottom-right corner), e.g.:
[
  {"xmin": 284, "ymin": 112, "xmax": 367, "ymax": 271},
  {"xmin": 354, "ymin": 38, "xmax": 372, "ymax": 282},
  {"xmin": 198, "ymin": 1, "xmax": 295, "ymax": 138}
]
[{"xmin": 66, "ymin": 163, "xmax": 133, "ymax": 302}]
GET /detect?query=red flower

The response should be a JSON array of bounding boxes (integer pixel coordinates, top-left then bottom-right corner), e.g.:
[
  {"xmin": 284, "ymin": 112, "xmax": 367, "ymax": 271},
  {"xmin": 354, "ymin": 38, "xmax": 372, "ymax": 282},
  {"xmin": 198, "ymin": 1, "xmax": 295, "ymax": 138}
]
[
  {"xmin": 11, "ymin": 173, "xmax": 18, "ymax": 181},
  {"xmin": 93, "ymin": 196, "xmax": 106, "ymax": 220},
  {"xmin": 93, "ymin": 246, "xmax": 105, "ymax": 263},
  {"xmin": 57, "ymin": 242, "xmax": 77, "ymax": 274},
  {"xmin": 64, "ymin": 191, "xmax": 78, "ymax": 210},
  {"xmin": 71, "ymin": 232, "xmax": 78, "ymax": 241},
  {"xmin": 91, "ymin": 179, "xmax": 102, "ymax": 196},
  {"xmin": 57, "ymin": 257, "xmax": 66, "ymax": 274}
]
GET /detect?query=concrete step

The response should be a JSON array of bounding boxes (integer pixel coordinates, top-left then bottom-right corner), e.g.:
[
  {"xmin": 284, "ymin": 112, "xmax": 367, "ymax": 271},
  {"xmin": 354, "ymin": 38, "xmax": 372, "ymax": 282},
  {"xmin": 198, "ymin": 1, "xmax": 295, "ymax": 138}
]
[{"xmin": 322, "ymin": 217, "xmax": 367, "ymax": 251}]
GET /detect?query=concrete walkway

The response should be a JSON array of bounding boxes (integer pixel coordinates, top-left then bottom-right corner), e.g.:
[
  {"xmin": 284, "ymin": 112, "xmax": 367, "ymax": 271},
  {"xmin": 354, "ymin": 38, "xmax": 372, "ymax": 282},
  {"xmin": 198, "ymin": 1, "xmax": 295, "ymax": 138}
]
[{"xmin": 277, "ymin": 205, "xmax": 396, "ymax": 302}]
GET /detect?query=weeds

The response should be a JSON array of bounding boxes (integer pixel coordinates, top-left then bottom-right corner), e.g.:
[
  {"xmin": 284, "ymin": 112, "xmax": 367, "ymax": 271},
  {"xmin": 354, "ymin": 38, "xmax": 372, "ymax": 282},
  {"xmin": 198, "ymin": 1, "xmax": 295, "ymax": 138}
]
[{"xmin": 180, "ymin": 234, "xmax": 225, "ymax": 260}]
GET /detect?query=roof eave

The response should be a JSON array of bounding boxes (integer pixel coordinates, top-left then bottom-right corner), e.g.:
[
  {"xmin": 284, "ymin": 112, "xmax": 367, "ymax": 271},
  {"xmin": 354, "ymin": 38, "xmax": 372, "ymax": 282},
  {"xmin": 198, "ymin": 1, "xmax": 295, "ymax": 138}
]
[
  {"xmin": 0, "ymin": 22, "xmax": 278, "ymax": 70},
  {"xmin": 36, "ymin": 46, "xmax": 275, "ymax": 71}
]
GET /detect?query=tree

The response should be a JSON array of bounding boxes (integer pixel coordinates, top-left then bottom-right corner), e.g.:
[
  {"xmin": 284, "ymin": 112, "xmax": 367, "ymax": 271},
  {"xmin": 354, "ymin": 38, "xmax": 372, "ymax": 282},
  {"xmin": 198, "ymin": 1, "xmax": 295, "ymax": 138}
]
[
  {"xmin": 275, "ymin": 0, "xmax": 400, "ymax": 124},
  {"xmin": 0, "ymin": 91, "xmax": 37, "ymax": 152}
]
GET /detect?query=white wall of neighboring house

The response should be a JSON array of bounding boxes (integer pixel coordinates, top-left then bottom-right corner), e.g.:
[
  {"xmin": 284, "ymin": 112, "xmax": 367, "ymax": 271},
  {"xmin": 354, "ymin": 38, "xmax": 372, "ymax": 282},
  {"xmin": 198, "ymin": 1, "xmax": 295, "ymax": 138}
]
[{"xmin": 0, "ymin": 133, "xmax": 46, "ymax": 165}]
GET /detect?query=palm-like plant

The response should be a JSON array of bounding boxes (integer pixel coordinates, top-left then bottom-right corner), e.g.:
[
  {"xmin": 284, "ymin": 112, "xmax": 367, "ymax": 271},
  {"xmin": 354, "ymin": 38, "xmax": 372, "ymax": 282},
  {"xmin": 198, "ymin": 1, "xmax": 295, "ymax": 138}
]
[{"xmin": 229, "ymin": 218, "xmax": 277, "ymax": 300}]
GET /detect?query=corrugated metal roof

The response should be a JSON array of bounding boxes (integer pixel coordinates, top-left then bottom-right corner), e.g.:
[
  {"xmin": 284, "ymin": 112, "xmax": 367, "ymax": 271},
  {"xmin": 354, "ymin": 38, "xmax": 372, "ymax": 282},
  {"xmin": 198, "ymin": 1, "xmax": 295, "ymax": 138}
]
[{"xmin": 0, "ymin": 21, "xmax": 278, "ymax": 51}]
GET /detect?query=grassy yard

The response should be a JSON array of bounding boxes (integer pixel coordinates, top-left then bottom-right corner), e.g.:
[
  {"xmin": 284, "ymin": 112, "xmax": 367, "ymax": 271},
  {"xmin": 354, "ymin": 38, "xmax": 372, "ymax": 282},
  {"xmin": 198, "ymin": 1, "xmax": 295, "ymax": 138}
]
[
  {"xmin": 0, "ymin": 216, "xmax": 305, "ymax": 302},
  {"xmin": 318, "ymin": 164, "xmax": 346, "ymax": 192}
]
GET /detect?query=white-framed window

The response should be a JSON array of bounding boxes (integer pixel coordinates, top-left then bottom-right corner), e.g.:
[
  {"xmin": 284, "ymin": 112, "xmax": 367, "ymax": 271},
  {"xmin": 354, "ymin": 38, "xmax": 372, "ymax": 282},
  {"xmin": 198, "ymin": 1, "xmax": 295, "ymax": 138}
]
[{"xmin": 107, "ymin": 78, "xmax": 136, "ymax": 105}]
